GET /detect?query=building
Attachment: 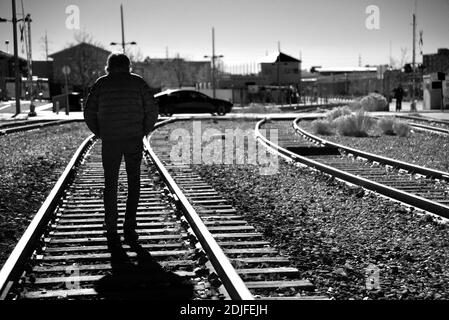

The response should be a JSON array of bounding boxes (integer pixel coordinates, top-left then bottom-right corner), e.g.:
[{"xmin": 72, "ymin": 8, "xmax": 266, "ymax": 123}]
[
  {"xmin": 259, "ymin": 52, "xmax": 301, "ymax": 85},
  {"xmin": 49, "ymin": 42, "xmax": 111, "ymax": 96},
  {"xmin": 133, "ymin": 57, "xmax": 210, "ymax": 91},
  {"xmin": 0, "ymin": 50, "xmax": 27, "ymax": 100},
  {"xmin": 312, "ymin": 66, "xmax": 380, "ymax": 96},
  {"xmin": 423, "ymin": 48, "xmax": 449, "ymax": 74}
]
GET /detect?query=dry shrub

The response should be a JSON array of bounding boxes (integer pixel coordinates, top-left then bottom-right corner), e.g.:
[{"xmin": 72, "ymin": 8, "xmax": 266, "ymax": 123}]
[
  {"xmin": 335, "ymin": 109, "xmax": 373, "ymax": 137},
  {"xmin": 393, "ymin": 121, "xmax": 411, "ymax": 137},
  {"xmin": 348, "ymin": 99, "xmax": 363, "ymax": 111},
  {"xmin": 326, "ymin": 106, "xmax": 352, "ymax": 121},
  {"xmin": 378, "ymin": 117, "xmax": 396, "ymax": 135},
  {"xmin": 360, "ymin": 93, "xmax": 388, "ymax": 111},
  {"xmin": 311, "ymin": 119, "xmax": 334, "ymax": 135}
]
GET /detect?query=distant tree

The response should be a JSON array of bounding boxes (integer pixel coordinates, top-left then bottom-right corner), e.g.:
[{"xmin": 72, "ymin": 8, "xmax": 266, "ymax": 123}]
[
  {"xmin": 64, "ymin": 30, "xmax": 109, "ymax": 96},
  {"xmin": 171, "ymin": 54, "xmax": 193, "ymax": 88},
  {"xmin": 127, "ymin": 47, "xmax": 145, "ymax": 65}
]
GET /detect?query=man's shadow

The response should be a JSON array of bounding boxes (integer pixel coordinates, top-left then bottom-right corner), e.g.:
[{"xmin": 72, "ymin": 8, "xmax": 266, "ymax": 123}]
[{"xmin": 95, "ymin": 240, "xmax": 194, "ymax": 300}]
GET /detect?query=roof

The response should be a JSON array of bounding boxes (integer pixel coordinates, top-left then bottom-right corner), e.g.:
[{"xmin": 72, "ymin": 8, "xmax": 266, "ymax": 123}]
[
  {"xmin": 0, "ymin": 50, "xmax": 26, "ymax": 61},
  {"xmin": 49, "ymin": 42, "xmax": 111, "ymax": 57},
  {"xmin": 315, "ymin": 66, "xmax": 377, "ymax": 73},
  {"xmin": 154, "ymin": 89, "xmax": 184, "ymax": 97},
  {"xmin": 258, "ymin": 52, "xmax": 301, "ymax": 63}
]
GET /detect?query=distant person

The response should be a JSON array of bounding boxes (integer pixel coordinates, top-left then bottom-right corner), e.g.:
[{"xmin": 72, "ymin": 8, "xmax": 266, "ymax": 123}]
[
  {"xmin": 394, "ymin": 85, "xmax": 404, "ymax": 112},
  {"xmin": 84, "ymin": 53, "xmax": 159, "ymax": 248}
]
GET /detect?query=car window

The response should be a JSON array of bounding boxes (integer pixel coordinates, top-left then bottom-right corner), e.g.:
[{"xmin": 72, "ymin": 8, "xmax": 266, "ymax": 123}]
[
  {"xmin": 189, "ymin": 92, "xmax": 200, "ymax": 100},
  {"xmin": 176, "ymin": 91, "xmax": 189, "ymax": 101},
  {"xmin": 197, "ymin": 92, "xmax": 209, "ymax": 100}
]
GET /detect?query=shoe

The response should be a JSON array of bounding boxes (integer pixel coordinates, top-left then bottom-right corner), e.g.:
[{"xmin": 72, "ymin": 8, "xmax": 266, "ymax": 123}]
[
  {"xmin": 106, "ymin": 230, "xmax": 120, "ymax": 244},
  {"xmin": 123, "ymin": 229, "xmax": 139, "ymax": 244}
]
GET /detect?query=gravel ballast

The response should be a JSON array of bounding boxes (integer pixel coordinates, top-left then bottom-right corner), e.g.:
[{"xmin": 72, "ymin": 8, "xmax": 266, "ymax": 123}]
[
  {"xmin": 0, "ymin": 123, "xmax": 91, "ymax": 268},
  {"xmin": 298, "ymin": 120, "xmax": 449, "ymax": 172},
  {"xmin": 158, "ymin": 120, "xmax": 449, "ymax": 300}
]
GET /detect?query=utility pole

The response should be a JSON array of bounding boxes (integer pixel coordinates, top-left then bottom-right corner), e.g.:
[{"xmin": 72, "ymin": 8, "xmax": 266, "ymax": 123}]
[
  {"xmin": 204, "ymin": 27, "xmax": 223, "ymax": 99},
  {"xmin": 212, "ymin": 28, "xmax": 216, "ymax": 98},
  {"xmin": 12, "ymin": 0, "xmax": 21, "ymax": 115},
  {"xmin": 25, "ymin": 14, "xmax": 36, "ymax": 116},
  {"xmin": 299, "ymin": 50, "xmax": 302, "ymax": 104},
  {"xmin": 389, "ymin": 40, "xmax": 392, "ymax": 67},
  {"xmin": 120, "ymin": 4, "xmax": 125, "ymax": 53},
  {"xmin": 277, "ymin": 41, "xmax": 281, "ymax": 105},
  {"xmin": 44, "ymin": 30, "xmax": 48, "ymax": 60},
  {"xmin": 411, "ymin": 9, "xmax": 417, "ymax": 111}
]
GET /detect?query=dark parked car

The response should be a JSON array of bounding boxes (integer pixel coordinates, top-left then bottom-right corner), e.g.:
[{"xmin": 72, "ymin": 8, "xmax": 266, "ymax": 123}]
[
  {"xmin": 52, "ymin": 92, "xmax": 83, "ymax": 112},
  {"xmin": 154, "ymin": 89, "xmax": 233, "ymax": 116}
]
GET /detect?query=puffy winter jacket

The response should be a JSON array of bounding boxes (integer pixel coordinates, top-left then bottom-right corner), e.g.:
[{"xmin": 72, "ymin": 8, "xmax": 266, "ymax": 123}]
[{"xmin": 84, "ymin": 71, "xmax": 159, "ymax": 141}]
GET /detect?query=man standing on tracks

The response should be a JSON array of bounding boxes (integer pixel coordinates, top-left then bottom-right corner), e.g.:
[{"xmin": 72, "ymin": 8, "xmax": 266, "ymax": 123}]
[
  {"xmin": 394, "ymin": 84, "xmax": 404, "ymax": 112},
  {"xmin": 84, "ymin": 53, "xmax": 159, "ymax": 249}
]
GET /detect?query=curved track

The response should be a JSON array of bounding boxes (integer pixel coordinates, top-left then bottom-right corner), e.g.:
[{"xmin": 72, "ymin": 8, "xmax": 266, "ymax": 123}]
[
  {"xmin": 256, "ymin": 118, "xmax": 449, "ymax": 219},
  {"xmin": 392, "ymin": 115, "xmax": 449, "ymax": 135},
  {"xmin": 149, "ymin": 119, "xmax": 327, "ymax": 300}
]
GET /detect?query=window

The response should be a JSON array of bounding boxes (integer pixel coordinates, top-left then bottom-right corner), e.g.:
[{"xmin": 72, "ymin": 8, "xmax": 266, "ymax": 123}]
[
  {"xmin": 189, "ymin": 92, "xmax": 200, "ymax": 100},
  {"xmin": 197, "ymin": 92, "xmax": 209, "ymax": 100}
]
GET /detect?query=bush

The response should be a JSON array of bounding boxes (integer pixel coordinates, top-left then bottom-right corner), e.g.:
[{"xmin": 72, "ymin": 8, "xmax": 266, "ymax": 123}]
[
  {"xmin": 311, "ymin": 119, "xmax": 334, "ymax": 135},
  {"xmin": 335, "ymin": 109, "xmax": 373, "ymax": 137},
  {"xmin": 348, "ymin": 99, "xmax": 362, "ymax": 111},
  {"xmin": 393, "ymin": 121, "xmax": 411, "ymax": 137},
  {"xmin": 359, "ymin": 93, "xmax": 388, "ymax": 111},
  {"xmin": 326, "ymin": 106, "xmax": 352, "ymax": 121},
  {"xmin": 378, "ymin": 117, "xmax": 396, "ymax": 135}
]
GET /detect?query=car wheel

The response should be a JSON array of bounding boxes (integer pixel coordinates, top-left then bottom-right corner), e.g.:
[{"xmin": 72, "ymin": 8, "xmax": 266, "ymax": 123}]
[{"xmin": 216, "ymin": 105, "xmax": 226, "ymax": 116}]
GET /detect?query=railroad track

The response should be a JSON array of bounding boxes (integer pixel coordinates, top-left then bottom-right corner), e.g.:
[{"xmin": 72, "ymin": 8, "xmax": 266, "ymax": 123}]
[
  {"xmin": 256, "ymin": 118, "xmax": 449, "ymax": 219},
  {"xmin": 0, "ymin": 134, "xmax": 219, "ymax": 300},
  {"xmin": 392, "ymin": 115, "xmax": 449, "ymax": 135},
  {"xmin": 0, "ymin": 119, "xmax": 81, "ymax": 136},
  {"xmin": 147, "ymin": 119, "xmax": 327, "ymax": 300},
  {"xmin": 0, "ymin": 117, "xmax": 327, "ymax": 300}
]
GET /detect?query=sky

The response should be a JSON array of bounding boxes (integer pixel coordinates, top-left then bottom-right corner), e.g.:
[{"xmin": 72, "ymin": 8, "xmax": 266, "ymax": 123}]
[{"xmin": 0, "ymin": 0, "xmax": 448, "ymax": 70}]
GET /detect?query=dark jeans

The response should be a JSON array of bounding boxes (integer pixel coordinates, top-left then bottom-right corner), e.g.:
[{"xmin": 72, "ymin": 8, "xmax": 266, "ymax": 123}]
[
  {"xmin": 396, "ymin": 99, "xmax": 402, "ymax": 111},
  {"xmin": 101, "ymin": 138, "xmax": 143, "ymax": 234}
]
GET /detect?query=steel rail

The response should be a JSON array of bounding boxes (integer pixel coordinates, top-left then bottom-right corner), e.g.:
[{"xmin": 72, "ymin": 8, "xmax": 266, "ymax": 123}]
[
  {"xmin": 255, "ymin": 118, "xmax": 449, "ymax": 219},
  {"xmin": 0, "ymin": 119, "xmax": 54, "ymax": 129},
  {"xmin": 0, "ymin": 134, "xmax": 96, "ymax": 299},
  {"xmin": 370, "ymin": 115, "xmax": 449, "ymax": 135},
  {"xmin": 403, "ymin": 122, "xmax": 449, "ymax": 134},
  {"xmin": 0, "ymin": 119, "xmax": 82, "ymax": 136},
  {"xmin": 145, "ymin": 125, "xmax": 254, "ymax": 300},
  {"xmin": 293, "ymin": 117, "xmax": 449, "ymax": 181},
  {"xmin": 394, "ymin": 114, "xmax": 449, "ymax": 126}
]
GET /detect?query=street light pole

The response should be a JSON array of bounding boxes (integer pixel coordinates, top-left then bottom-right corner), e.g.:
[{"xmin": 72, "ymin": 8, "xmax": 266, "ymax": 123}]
[
  {"xmin": 12, "ymin": 0, "xmax": 21, "ymax": 115},
  {"xmin": 110, "ymin": 4, "xmax": 136, "ymax": 54}
]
